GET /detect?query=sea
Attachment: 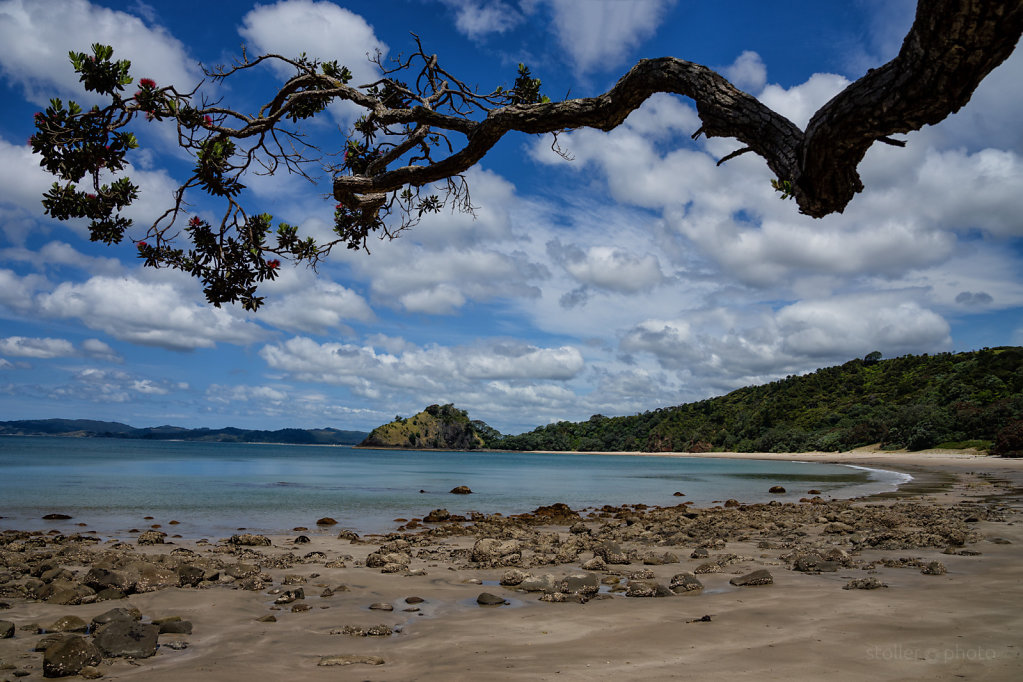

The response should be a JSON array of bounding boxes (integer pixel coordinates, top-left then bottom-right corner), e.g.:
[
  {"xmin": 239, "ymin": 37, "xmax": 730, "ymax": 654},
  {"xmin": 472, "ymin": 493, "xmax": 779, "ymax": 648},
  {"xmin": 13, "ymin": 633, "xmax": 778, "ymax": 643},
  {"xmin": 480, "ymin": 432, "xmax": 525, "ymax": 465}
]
[{"xmin": 0, "ymin": 436, "xmax": 912, "ymax": 539}]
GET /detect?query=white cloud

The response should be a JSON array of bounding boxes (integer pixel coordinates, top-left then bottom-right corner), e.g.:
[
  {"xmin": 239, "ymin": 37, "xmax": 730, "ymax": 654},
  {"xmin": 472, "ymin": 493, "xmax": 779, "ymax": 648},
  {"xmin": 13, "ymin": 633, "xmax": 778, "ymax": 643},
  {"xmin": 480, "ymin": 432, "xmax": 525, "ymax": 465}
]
[
  {"xmin": 722, "ymin": 51, "xmax": 767, "ymax": 94},
  {"xmin": 0, "ymin": 0, "xmax": 199, "ymax": 105},
  {"xmin": 441, "ymin": 0, "xmax": 523, "ymax": 39},
  {"xmin": 238, "ymin": 0, "xmax": 386, "ymax": 86},
  {"xmin": 542, "ymin": 0, "xmax": 675, "ymax": 73},
  {"xmin": 81, "ymin": 338, "xmax": 122, "ymax": 362},
  {"xmin": 758, "ymin": 72, "xmax": 851, "ymax": 129},
  {"xmin": 257, "ymin": 273, "xmax": 374, "ymax": 334},
  {"xmin": 0, "ymin": 336, "xmax": 75, "ymax": 358},
  {"xmin": 35, "ymin": 274, "xmax": 265, "ymax": 350}
]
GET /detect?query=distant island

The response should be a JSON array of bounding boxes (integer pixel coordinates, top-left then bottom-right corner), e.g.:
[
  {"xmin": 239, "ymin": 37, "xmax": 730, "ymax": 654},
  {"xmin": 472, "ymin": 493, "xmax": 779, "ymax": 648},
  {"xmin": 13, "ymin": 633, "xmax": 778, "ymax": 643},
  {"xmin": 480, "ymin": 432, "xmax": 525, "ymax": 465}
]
[
  {"xmin": 361, "ymin": 347, "xmax": 1022, "ymax": 456},
  {"xmin": 0, "ymin": 419, "xmax": 368, "ymax": 445}
]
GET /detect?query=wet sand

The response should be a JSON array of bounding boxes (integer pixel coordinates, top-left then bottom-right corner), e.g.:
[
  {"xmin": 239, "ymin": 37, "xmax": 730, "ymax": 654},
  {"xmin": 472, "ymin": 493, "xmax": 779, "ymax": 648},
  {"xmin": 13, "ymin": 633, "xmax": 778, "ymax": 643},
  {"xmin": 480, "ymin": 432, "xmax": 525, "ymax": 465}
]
[{"xmin": 2, "ymin": 449, "xmax": 1022, "ymax": 681}]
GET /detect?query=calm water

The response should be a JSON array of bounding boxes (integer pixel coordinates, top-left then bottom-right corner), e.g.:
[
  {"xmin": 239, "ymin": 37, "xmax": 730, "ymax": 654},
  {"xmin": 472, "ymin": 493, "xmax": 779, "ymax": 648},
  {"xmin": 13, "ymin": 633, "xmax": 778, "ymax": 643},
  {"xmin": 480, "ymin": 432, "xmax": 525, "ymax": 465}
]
[{"xmin": 0, "ymin": 436, "xmax": 911, "ymax": 538}]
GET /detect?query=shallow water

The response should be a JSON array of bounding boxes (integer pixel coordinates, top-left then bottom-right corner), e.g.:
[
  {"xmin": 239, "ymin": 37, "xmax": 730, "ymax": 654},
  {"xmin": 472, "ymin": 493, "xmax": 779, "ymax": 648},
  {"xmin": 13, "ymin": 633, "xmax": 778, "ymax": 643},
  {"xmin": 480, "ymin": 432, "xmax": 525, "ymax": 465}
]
[{"xmin": 0, "ymin": 436, "xmax": 910, "ymax": 537}]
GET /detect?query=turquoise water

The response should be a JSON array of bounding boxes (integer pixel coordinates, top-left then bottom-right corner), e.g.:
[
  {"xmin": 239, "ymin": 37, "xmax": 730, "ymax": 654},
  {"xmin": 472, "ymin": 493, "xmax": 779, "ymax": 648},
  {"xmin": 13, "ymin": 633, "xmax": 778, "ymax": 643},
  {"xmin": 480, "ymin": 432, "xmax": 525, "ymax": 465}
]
[{"xmin": 0, "ymin": 436, "xmax": 910, "ymax": 538}]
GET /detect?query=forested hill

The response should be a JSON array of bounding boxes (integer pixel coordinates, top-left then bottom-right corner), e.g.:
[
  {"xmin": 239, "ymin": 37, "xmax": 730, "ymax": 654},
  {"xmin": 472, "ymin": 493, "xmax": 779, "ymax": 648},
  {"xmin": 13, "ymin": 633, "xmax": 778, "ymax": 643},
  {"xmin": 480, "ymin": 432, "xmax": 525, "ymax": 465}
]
[
  {"xmin": 0, "ymin": 419, "xmax": 367, "ymax": 445},
  {"xmin": 489, "ymin": 347, "xmax": 1023, "ymax": 454}
]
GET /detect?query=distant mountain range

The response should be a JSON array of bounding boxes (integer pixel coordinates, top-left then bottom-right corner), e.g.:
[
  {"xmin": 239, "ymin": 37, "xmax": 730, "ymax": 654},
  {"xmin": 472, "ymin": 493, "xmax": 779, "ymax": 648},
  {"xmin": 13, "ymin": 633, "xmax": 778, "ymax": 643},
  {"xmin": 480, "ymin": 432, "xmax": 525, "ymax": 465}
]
[{"xmin": 0, "ymin": 419, "xmax": 367, "ymax": 445}]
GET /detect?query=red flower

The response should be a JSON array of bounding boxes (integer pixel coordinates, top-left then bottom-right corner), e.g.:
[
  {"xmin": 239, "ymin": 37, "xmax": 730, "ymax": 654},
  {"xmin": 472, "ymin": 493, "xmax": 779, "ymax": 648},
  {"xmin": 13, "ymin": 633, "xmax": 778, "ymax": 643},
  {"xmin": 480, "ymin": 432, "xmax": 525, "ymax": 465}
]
[
  {"xmin": 139, "ymin": 78, "xmax": 157, "ymax": 89},
  {"xmin": 188, "ymin": 216, "xmax": 202, "ymax": 228},
  {"xmin": 137, "ymin": 241, "xmax": 148, "ymax": 249},
  {"xmin": 85, "ymin": 193, "xmax": 96, "ymax": 200},
  {"xmin": 266, "ymin": 259, "xmax": 281, "ymax": 270},
  {"xmin": 203, "ymin": 115, "xmax": 213, "ymax": 127},
  {"xmin": 335, "ymin": 203, "xmax": 343, "ymax": 210}
]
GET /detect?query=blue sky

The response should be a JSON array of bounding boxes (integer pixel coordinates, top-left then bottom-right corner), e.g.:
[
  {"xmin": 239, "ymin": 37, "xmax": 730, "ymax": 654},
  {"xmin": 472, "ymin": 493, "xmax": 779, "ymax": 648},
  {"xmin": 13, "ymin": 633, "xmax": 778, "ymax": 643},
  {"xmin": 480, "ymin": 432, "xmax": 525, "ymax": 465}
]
[{"xmin": 0, "ymin": 0, "xmax": 1020, "ymax": 434}]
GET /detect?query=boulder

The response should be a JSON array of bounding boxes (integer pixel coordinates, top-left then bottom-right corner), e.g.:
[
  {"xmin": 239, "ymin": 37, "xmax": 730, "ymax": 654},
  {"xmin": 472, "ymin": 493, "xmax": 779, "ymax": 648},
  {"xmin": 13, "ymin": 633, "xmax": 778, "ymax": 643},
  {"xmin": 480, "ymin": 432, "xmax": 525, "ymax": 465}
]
[
  {"xmin": 158, "ymin": 620, "xmax": 193, "ymax": 634},
  {"xmin": 93, "ymin": 620, "xmax": 159, "ymax": 658},
  {"xmin": 45, "ymin": 615, "xmax": 89, "ymax": 633},
  {"xmin": 318, "ymin": 655, "xmax": 385, "ymax": 667},
  {"xmin": 43, "ymin": 636, "xmax": 102, "ymax": 678},
  {"xmin": 449, "ymin": 486, "xmax": 473, "ymax": 495},
  {"xmin": 476, "ymin": 592, "xmax": 508, "ymax": 606},
  {"xmin": 43, "ymin": 513, "xmax": 73, "ymax": 520},
  {"xmin": 669, "ymin": 572, "xmax": 704, "ymax": 594},
  {"xmin": 499, "ymin": 568, "xmax": 528, "ymax": 586},
  {"xmin": 625, "ymin": 580, "xmax": 660, "ymax": 597},
  {"xmin": 0, "ymin": 619, "xmax": 13, "ymax": 638},
  {"xmin": 228, "ymin": 534, "xmax": 271, "ymax": 546},
  {"xmin": 843, "ymin": 577, "xmax": 887, "ymax": 590},
  {"xmin": 768, "ymin": 486, "xmax": 786, "ymax": 494},
  {"xmin": 315, "ymin": 517, "xmax": 338, "ymax": 525},
  {"xmin": 729, "ymin": 569, "xmax": 774, "ymax": 586},
  {"xmin": 921, "ymin": 561, "xmax": 947, "ymax": 575},
  {"xmin": 470, "ymin": 538, "xmax": 521, "ymax": 567},
  {"xmin": 593, "ymin": 541, "xmax": 630, "ymax": 565},
  {"xmin": 83, "ymin": 567, "xmax": 134, "ymax": 593},
  {"xmin": 423, "ymin": 509, "xmax": 450, "ymax": 523},
  {"xmin": 519, "ymin": 574, "xmax": 558, "ymax": 593},
  {"xmin": 134, "ymin": 564, "xmax": 178, "ymax": 593},
  {"xmin": 91, "ymin": 607, "xmax": 142, "ymax": 628},
  {"xmin": 176, "ymin": 564, "xmax": 205, "ymax": 587},
  {"xmin": 365, "ymin": 551, "xmax": 411, "ymax": 570},
  {"xmin": 531, "ymin": 503, "xmax": 581, "ymax": 525},
  {"xmin": 136, "ymin": 530, "xmax": 166, "ymax": 545},
  {"xmin": 560, "ymin": 573, "xmax": 600, "ymax": 597}
]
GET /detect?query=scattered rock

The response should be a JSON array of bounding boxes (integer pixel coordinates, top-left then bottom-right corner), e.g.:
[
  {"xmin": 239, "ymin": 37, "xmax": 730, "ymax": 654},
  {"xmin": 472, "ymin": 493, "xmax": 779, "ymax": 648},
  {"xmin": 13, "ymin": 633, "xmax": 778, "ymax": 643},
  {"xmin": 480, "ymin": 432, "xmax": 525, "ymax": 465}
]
[
  {"xmin": 158, "ymin": 620, "xmax": 192, "ymax": 635},
  {"xmin": 921, "ymin": 561, "xmax": 947, "ymax": 575},
  {"xmin": 368, "ymin": 602, "xmax": 393, "ymax": 611},
  {"xmin": 137, "ymin": 530, "xmax": 166, "ymax": 545},
  {"xmin": 42, "ymin": 513, "xmax": 72, "ymax": 520},
  {"xmin": 669, "ymin": 572, "xmax": 704, "ymax": 594},
  {"xmin": 256, "ymin": 615, "xmax": 277, "ymax": 623},
  {"xmin": 768, "ymin": 486, "xmax": 786, "ymax": 494},
  {"xmin": 686, "ymin": 615, "xmax": 713, "ymax": 623},
  {"xmin": 42, "ymin": 635, "xmax": 102, "ymax": 678},
  {"xmin": 844, "ymin": 577, "xmax": 888, "ymax": 590},
  {"xmin": 317, "ymin": 654, "xmax": 385, "ymax": 667},
  {"xmin": 228, "ymin": 533, "xmax": 271, "ymax": 546},
  {"xmin": 673, "ymin": 492, "xmax": 685, "ymax": 497},
  {"xmin": 93, "ymin": 620, "xmax": 159, "ymax": 659},
  {"xmin": 423, "ymin": 509, "xmax": 450, "ymax": 523},
  {"xmin": 0, "ymin": 620, "xmax": 14, "ymax": 638},
  {"xmin": 729, "ymin": 569, "xmax": 774, "ymax": 586},
  {"xmin": 316, "ymin": 517, "xmax": 338, "ymax": 526},
  {"xmin": 333, "ymin": 624, "xmax": 393, "ymax": 637},
  {"xmin": 476, "ymin": 592, "xmax": 508, "ymax": 606},
  {"xmin": 44, "ymin": 616, "xmax": 89, "ymax": 633},
  {"xmin": 449, "ymin": 486, "xmax": 472, "ymax": 495}
]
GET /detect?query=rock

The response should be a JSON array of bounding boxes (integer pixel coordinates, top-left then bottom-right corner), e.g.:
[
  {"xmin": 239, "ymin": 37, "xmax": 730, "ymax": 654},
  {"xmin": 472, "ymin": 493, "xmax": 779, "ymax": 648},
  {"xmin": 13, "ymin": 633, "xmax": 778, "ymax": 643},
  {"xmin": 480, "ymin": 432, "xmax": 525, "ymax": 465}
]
[
  {"xmin": 83, "ymin": 567, "xmax": 133, "ymax": 593},
  {"xmin": 531, "ymin": 503, "xmax": 581, "ymax": 525},
  {"xmin": 499, "ymin": 568, "xmax": 528, "ymax": 586},
  {"xmin": 580, "ymin": 556, "xmax": 606, "ymax": 571},
  {"xmin": 315, "ymin": 517, "xmax": 338, "ymax": 525},
  {"xmin": 176, "ymin": 564, "xmax": 204, "ymax": 588},
  {"xmin": 293, "ymin": 535, "xmax": 311, "ymax": 544},
  {"xmin": 256, "ymin": 614, "xmax": 277, "ymax": 623},
  {"xmin": 91, "ymin": 607, "xmax": 142, "ymax": 628},
  {"xmin": 318, "ymin": 654, "xmax": 385, "ymax": 667},
  {"xmin": 625, "ymin": 580, "xmax": 659, "ymax": 597},
  {"xmin": 476, "ymin": 592, "xmax": 508, "ymax": 606},
  {"xmin": 45, "ymin": 616, "xmax": 89, "ymax": 633},
  {"xmin": 365, "ymin": 551, "xmax": 411, "ymax": 570},
  {"xmin": 471, "ymin": 538, "xmax": 522, "ymax": 567},
  {"xmin": 843, "ymin": 577, "xmax": 887, "ymax": 590},
  {"xmin": 824, "ymin": 522, "xmax": 855, "ymax": 534},
  {"xmin": 518, "ymin": 574, "xmax": 558, "ymax": 593},
  {"xmin": 690, "ymin": 547, "xmax": 709, "ymax": 559},
  {"xmin": 693, "ymin": 562, "xmax": 721, "ymax": 574},
  {"xmin": 724, "ymin": 499, "xmax": 740, "ymax": 507},
  {"xmin": 768, "ymin": 486, "xmax": 786, "ymax": 494},
  {"xmin": 136, "ymin": 530, "xmax": 166, "ymax": 545},
  {"xmin": 673, "ymin": 491, "xmax": 685, "ymax": 496},
  {"xmin": 368, "ymin": 602, "xmax": 393, "ymax": 611},
  {"xmin": 95, "ymin": 588, "xmax": 127, "ymax": 602},
  {"xmin": 273, "ymin": 589, "xmax": 304, "ymax": 605},
  {"xmin": 669, "ymin": 572, "xmax": 704, "ymax": 594},
  {"xmin": 449, "ymin": 486, "xmax": 473, "ymax": 495},
  {"xmin": 921, "ymin": 561, "xmax": 947, "ymax": 575},
  {"xmin": 569, "ymin": 522, "xmax": 590, "ymax": 535},
  {"xmin": 42, "ymin": 636, "xmax": 102, "ymax": 678},
  {"xmin": 593, "ymin": 541, "xmax": 630, "ymax": 565},
  {"xmin": 808, "ymin": 489, "xmax": 822, "ymax": 495},
  {"xmin": 94, "ymin": 620, "xmax": 159, "ymax": 658},
  {"xmin": 134, "ymin": 564, "xmax": 178, "ymax": 593},
  {"xmin": 423, "ymin": 509, "xmax": 450, "ymax": 523},
  {"xmin": 158, "ymin": 620, "xmax": 192, "ymax": 635},
  {"xmin": 560, "ymin": 573, "xmax": 600, "ymax": 596},
  {"xmin": 405, "ymin": 596, "xmax": 425, "ymax": 604},
  {"xmin": 337, "ymin": 529, "xmax": 360, "ymax": 541},
  {"xmin": 291, "ymin": 603, "xmax": 311, "ymax": 613},
  {"xmin": 729, "ymin": 569, "xmax": 774, "ymax": 586},
  {"xmin": 79, "ymin": 665, "xmax": 104, "ymax": 679},
  {"xmin": 43, "ymin": 513, "xmax": 73, "ymax": 520},
  {"xmin": 228, "ymin": 533, "xmax": 271, "ymax": 546},
  {"xmin": 0, "ymin": 619, "xmax": 13, "ymax": 638}
]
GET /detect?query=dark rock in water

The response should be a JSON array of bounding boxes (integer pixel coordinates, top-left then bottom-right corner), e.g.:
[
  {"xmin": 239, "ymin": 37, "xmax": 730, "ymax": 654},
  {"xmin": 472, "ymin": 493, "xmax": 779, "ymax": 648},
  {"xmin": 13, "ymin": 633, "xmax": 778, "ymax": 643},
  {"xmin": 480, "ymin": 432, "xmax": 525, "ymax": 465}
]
[
  {"xmin": 229, "ymin": 533, "xmax": 271, "ymax": 546},
  {"xmin": 769, "ymin": 486, "xmax": 786, "ymax": 494},
  {"xmin": 368, "ymin": 602, "xmax": 393, "ymax": 611},
  {"xmin": 44, "ymin": 615, "xmax": 89, "ymax": 633},
  {"xmin": 921, "ymin": 561, "xmax": 947, "ymax": 575},
  {"xmin": 0, "ymin": 619, "xmax": 14, "ymax": 638},
  {"xmin": 669, "ymin": 572, "xmax": 704, "ymax": 594},
  {"xmin": 724, "ymin": 499, "xmax": 740, "ymax": 507},
  {"xmin": 136, "ymin": 530, "xmax": 166, "ymax": 545},
  {"xmin": 405, "ymin": 596, "xmax": 425, "ymax": 604},
  {"xmin": 625, "ymin": 580, "xmax": 659, "ymax": 597},
  {"xmin": 423, "ymin": 509, "xmax": 450, "ymax": 523},
  {"xmin": 672, "ymin": 492, "xmax": 685, "ymax": 496},
  {"xmin": 91, "ymin": 607, "xmax": 142, "ymax": 628},
  {"xmin": 274, "ymin": 589, "xmax": 305, "ymax": 605},
  {"xmin": 94, "ymin": 620, "xmax": 159, "ymax": 658},
  {"xmin": 256, "ymin": 614, "xmax": 277, "ymax": 623},
  {"xmin": 476, "ymin": 592, "xmax": 508, "ymax": 606},
  {"xmin": 43, "ymin": 635, "xmax": 102, "ymax": 678},
  {"xmin": 294, "ymin": 535, "xmax": 311, "ymax": 544},
  {"xmin": 43, "ymin": 513, "xmax": 72, "ymax": 520},
  {"xmin": 729, "ymin": 569, "xmax": 774, "ymax": 586},
  {"xmin": 449, "ymin": 486, "xmax": 472, "ymax": 495},
  {"xmin": 158, "ymin": 620, "xmax": 192, "ymax": 635},
  {"xmin": 843, "ymin": 577, "xmax": 887, "ymax": 590},
  {"xmin": 316, "ymin": 517, "xmax": 338, "ymax": 525},
  {"xmin": 808, "ymin": 489, "xmax": 822, "ymax": 495}
]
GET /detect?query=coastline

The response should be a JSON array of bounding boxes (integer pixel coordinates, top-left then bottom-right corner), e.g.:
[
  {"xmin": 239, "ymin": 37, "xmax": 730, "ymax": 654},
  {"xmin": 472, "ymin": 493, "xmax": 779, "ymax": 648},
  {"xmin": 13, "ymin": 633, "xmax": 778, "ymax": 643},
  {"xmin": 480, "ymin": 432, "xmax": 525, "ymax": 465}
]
[{"xmin": 2, "ymin": 451, "xmax": 1022, "ymax": 680}]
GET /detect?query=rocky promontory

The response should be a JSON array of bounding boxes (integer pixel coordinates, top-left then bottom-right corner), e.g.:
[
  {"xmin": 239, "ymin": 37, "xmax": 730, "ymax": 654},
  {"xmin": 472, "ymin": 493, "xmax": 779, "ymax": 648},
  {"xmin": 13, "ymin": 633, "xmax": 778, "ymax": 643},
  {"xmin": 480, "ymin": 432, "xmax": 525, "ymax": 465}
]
[{"xmin": 359, "ymin": 404, "xmax": 488, "ymax": 450}]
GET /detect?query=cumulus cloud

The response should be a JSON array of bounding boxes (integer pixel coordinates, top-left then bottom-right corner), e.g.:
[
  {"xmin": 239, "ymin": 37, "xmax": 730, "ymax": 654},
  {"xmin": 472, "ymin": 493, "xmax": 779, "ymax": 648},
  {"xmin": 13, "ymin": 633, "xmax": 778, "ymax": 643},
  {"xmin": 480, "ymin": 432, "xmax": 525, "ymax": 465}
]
[
  {"xmin": 81, "ymin": 338, "xmax": 122, "ymax": 362},
  {"xmin": 723, "ymin": 51, "xmax": 767, "ymax": 94},
  {"xmin": 239, "ymin": 0, "xmax": 386, "ymax": 86},
  {"xmin": 440, "ymin": 0, "xmax": 523, "ymax": 39},
  {"xmin": 0, "ymin": 0, "xmax": 198, "ymax": 104},
  {"xmin": 257, "ymin": 274, "xmax": 374, "ymax": 334},
  {"xmin": 58, "ymin": 367, "xmax": 184, "ymax": 403},
  {"xmin": 0, "ymin": 336, "xmax": 75, "ymax": 358},
  {"xmin": 542, "ymin": 0, "xmax": 675, "ymax": 73},
  {"xmin": 35, "ymin": 274, "xmax": 265, "ymax": 350}
]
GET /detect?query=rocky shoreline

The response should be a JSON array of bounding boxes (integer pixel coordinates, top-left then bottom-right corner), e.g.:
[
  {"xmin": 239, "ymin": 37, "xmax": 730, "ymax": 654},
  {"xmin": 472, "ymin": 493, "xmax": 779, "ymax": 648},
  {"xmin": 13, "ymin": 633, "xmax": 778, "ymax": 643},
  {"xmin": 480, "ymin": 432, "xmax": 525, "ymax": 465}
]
[{"xmin": 2, "ymin": 455, "xmax": 1022, "ymax": 680}]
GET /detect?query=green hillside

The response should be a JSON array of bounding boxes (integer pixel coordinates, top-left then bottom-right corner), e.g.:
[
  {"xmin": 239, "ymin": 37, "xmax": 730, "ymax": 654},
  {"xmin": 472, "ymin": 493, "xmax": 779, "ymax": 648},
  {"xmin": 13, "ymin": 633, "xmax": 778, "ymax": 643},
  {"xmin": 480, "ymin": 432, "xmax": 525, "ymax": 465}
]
[
  {"xmin": 360, "ymin": 404, "xmax": 486, "ymax": 449},
  {"xmin": 489, "ymin": 347, "xmax": 1023, "ymax": 455}
]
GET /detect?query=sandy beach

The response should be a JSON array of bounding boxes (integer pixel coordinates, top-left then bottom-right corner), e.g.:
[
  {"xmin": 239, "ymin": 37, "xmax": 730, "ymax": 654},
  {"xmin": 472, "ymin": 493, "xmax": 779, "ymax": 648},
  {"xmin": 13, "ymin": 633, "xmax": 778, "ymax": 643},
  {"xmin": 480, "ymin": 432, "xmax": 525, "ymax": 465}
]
[{"xmin": 2, "ymin": 449, "xmax": 1022, "ymax": 681}]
